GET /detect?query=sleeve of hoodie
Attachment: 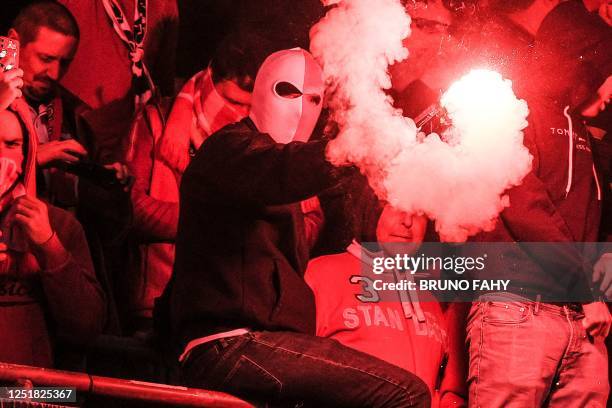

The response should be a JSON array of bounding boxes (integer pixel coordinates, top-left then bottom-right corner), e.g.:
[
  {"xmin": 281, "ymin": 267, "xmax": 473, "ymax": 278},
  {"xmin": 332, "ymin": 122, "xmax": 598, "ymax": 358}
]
[
  {"xmin": 32, "ymin": 206, "xmax": 106, "ymax": 343},
  {"xmin": 500, "ymin": 124, "xmax": 594, "ymax": 299},
  {"xmin": 189, "ymin": 123, "xmax": 347, "ymax": 206},
  {"xmin": 127, "ymin": 109, "xmax": 179, "ymax": 242}
]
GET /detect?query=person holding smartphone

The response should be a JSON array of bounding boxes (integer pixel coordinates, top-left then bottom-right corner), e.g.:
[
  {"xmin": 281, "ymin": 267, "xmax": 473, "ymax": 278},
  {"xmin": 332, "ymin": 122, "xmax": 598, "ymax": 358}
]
[{"xmin": 6, "ymin": 1, "xmax": 133, "ymax": 334}]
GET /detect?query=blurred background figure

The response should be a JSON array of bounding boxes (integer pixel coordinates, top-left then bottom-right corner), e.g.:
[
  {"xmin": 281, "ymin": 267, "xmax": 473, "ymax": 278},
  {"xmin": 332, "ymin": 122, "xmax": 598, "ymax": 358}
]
[
  {"xmin": 389, "ymin": 0, "xmax": 473, "ymax": 122},
  {"xmin": 58, "ymin": 0, "xmax": 179, "ymax": 164},
  {"xmin": 175, "ymin": 0, "xmax": 324, "ymax": 81}
]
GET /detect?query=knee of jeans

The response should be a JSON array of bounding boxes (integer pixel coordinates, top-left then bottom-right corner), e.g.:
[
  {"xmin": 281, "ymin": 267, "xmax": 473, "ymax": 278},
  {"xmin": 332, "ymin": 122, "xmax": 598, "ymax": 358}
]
[
  {"xmin": 398, "ymin": 373, "xmax": 431, "ymax": 407},
  {"xmin": 414, "ymin": 378, "xmax": 432, "ymax": 407}
]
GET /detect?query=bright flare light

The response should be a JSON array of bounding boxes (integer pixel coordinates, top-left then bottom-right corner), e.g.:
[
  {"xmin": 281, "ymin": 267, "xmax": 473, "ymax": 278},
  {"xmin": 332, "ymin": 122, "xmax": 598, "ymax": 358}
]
[
  {"xmin": 441, "ymin": 69, "xmax": 528, "ymax": 152},
  {"xmin": 386, "ymin": 69, "xmax": 533, "ymax": 241},
  {"xmin": 311, "ymin": 0, "xmax": 533, "ymax": 242}
]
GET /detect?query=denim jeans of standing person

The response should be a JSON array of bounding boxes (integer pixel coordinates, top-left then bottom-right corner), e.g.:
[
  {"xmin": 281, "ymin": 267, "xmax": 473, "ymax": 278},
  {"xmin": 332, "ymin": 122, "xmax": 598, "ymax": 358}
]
[
  {"xmin": 467, "ymin": 293, "xmax": 609, "ymax": 408},
  {"xmin": 180, "ymin": 330, "xmax": 431, "ymax": 407}
]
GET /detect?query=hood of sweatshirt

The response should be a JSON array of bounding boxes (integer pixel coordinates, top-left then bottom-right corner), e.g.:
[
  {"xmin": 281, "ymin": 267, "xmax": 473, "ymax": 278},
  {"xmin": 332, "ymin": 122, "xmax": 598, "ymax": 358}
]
[
  {"xmin": 531, "ymin": 0, "xmax": 612, "ymax": 110},
  {"xmin": 527, "ymin": 1, "xmax": 609, "ymax": 202}
]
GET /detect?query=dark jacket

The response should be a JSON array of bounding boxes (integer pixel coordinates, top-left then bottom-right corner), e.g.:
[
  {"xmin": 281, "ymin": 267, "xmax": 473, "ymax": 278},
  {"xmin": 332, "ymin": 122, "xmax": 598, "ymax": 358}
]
[
  {"xmin": 167, "ymin": 118, "xmax": 342, "ymax": 348},
  {"xmin": 471, "ymin": 96, "xmax": 602, "ymax": 301}
]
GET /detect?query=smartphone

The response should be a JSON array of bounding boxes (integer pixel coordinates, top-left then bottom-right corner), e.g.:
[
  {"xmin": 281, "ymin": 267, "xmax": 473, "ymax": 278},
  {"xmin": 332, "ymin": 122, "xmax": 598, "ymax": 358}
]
[{"xmin": 0, "ymin": 36, "xmax": 19, "ymax": 72}]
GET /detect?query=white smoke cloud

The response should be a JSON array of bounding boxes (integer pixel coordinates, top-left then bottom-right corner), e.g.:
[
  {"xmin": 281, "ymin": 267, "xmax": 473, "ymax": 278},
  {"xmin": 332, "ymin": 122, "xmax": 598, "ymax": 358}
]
[{"xmin": 311, "ymin": 0, "xmax": 532, "ymax": 242}]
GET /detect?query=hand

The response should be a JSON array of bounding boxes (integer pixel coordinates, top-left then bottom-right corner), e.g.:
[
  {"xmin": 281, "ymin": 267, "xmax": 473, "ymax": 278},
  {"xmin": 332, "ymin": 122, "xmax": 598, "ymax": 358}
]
[
  {"xmin": 6, "ymin": 195, "xmax": 54, "ymax": 246},
  {"xmin": 36, "ymin": 139, "xmax": 87, "ymax": 167},
  {"xmin": 582, "ymin": 301, "xmax": 611, "ymax": 338},
  {"xmin": 0, "ymin": 230, "xmax": 7, "ymax": 263},
  {"xmin": 0, "ymin": 68, "xmax": 24, "ymax": 111},
  {"xmin": 103, "ymin": 162, "xmax": 132, "ymax": 191},
  {"xmin": 593, "ymin": 253, "xmax": 612, "ymax": 299}
]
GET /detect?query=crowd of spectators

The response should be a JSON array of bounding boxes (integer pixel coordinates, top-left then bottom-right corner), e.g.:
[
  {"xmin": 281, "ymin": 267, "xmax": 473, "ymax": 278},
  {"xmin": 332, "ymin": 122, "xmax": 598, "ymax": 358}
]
[{"xmin": 0, "ymin": 0, "xmax": 610, "ymax": 406}]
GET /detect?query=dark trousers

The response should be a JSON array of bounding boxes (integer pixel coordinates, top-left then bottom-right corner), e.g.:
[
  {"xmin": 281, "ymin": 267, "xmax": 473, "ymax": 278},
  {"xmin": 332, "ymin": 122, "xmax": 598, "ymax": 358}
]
[{"xmin": 181, "ymin": 330, "xmax": 431, "ymax": 407}]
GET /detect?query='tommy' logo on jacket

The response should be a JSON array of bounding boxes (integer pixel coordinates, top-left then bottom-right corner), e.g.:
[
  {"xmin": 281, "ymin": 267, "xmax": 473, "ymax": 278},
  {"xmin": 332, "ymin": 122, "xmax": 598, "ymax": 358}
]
[{"xmin": 550, "ymin": 127, "xmax": 591, "ymax": 153}]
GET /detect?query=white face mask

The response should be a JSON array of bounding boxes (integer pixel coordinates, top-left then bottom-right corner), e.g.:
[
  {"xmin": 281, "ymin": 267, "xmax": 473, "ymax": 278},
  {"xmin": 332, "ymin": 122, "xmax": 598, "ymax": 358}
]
[
  {"xmin": 0, "ymin": 157, "xmax": 20, "ymax": 199},
  {"xmin": 249, "ymin": 48, "xmax": 325, "ymax": 144}
]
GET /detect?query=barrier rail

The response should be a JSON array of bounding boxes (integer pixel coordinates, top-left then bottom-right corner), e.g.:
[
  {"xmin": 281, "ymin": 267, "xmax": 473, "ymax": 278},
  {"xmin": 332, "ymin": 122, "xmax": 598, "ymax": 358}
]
[{"xmin": 0, "ymin": 362, "xmax": 252, "ymax": 407}]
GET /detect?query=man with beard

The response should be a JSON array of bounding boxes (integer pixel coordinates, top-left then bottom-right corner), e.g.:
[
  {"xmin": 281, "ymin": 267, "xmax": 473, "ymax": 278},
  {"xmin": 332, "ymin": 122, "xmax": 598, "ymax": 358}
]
[
  {"xmin": 7, "ymin": 2, "xmax": 132, "ymax": 333},
  {"xmin": 7, "ymin": 1, "xmax": 130, "ymax": 207}
]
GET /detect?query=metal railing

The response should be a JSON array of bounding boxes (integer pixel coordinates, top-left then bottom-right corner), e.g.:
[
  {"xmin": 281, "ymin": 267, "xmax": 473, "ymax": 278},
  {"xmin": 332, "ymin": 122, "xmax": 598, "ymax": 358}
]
[{"xmin": 0, "ymin": 362, "xmax": 252, "ymax": 407}]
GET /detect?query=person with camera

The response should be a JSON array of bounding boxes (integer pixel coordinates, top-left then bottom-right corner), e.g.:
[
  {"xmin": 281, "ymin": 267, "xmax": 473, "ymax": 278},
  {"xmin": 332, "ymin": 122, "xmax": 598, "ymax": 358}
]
[
  {"xmin": 5, "ymin": 2, "xmax": 134, "ymax": 334},
  {"xmin": 7, "ymin": 1, "xmax": 131, "ymax": 204}
]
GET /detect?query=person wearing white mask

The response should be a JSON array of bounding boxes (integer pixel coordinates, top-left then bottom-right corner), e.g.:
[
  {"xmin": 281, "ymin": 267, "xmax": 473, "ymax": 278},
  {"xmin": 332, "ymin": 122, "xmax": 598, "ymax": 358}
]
[{"xmin": 158, "ymin": 48, "xmax": 431, "ymax": 407}]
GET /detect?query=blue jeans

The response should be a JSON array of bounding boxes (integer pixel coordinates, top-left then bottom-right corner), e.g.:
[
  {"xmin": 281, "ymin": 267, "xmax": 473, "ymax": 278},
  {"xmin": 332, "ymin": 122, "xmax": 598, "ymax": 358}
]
[
  {"xmin": 181, "ymin": 330, "xmax": 431, "ymax": 407},
  {"xmin": 467, "ymin": 293, "xmax": 609, "ymax": 407}
]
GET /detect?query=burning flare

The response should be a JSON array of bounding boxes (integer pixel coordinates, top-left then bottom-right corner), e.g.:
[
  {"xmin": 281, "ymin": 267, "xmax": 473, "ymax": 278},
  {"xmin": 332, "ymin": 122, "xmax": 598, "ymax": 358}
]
[{"xmin": 311, "ymin": 1, "xmax": 532, "ymax": 241}]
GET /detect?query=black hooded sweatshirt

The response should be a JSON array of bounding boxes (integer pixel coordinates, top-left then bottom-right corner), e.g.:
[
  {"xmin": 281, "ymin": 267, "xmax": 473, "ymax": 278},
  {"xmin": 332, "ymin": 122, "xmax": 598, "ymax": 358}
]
[
  {"xmin": 165, "ymin": 118, "xmax": 344, "ymax": 349},
  {"xmin": 471, "ymin": 1, "xmax": 610, "ymax": 302}
]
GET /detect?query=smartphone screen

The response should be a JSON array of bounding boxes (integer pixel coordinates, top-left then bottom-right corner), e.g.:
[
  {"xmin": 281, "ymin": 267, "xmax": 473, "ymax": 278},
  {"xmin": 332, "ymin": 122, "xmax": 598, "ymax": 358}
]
[{"xmin": 0, "ymin": 36, "xmax": 19, "ymax": 72}]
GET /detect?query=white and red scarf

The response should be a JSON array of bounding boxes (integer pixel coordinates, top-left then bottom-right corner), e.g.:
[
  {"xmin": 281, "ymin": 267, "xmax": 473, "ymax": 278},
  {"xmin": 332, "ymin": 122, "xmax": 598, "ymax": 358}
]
[
  {"xmin": 156, "ymin": 68, "xmax": 246, "ymax": 174},
  {"xmin": 125, "ymin": 68, "xmax": 245, "ymax": 205},
  {"xmin": 102, "ymin": 0, "xmax": 156, "ymax": 108},
  {"xmin": 124, "ymin": 69, "xmax": 247, "ymax": 310}
]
